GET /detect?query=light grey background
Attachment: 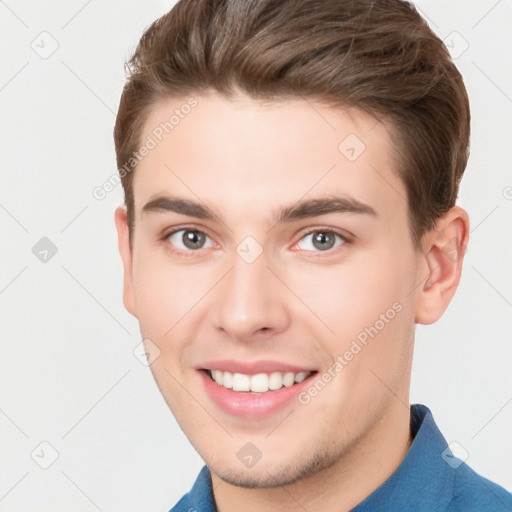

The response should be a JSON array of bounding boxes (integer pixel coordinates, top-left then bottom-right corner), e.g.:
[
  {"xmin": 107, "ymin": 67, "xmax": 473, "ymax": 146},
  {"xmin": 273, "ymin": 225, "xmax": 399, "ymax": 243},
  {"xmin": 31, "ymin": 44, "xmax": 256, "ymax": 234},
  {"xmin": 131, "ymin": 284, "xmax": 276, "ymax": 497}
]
[{"xmin": 1, "ymin": 1, "xmax": 510, "ymax": 511}]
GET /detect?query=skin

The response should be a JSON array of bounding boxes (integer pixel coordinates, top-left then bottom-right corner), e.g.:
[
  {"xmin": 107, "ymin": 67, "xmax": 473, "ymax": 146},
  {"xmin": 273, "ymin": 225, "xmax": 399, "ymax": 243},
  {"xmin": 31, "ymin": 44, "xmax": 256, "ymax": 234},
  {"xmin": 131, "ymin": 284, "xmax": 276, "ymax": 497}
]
[{"xmin": 115, "ymin": 90, "xmax": 469, "ymax": 512}]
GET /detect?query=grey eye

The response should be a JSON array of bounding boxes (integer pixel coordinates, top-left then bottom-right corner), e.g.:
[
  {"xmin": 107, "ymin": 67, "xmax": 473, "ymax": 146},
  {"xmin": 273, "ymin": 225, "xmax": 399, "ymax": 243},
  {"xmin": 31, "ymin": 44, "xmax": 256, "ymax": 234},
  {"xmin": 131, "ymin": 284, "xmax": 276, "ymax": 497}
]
[
  {"xmin": 168, "ymin": 230, "xmax": 214, "ymax": 251},
  {"xmin": 297, "ymin": 231, "xmax": 345, "ymax": 252}
]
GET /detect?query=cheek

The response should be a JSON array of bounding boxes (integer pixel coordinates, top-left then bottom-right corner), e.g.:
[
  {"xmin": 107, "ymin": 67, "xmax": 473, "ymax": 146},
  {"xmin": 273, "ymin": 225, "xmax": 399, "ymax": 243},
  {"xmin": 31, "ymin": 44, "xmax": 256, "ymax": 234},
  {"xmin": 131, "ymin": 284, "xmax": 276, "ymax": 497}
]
[
  {"xmin": 287, "ymin": 250, "xmax": 415, "ymax": 339},
  {"xmin": 286, "ymin": 245, "xmax": 417, "ymax": 398},
  {"xmin": 131, "ymin": 251, "xmax": 206, "ymax": 339},
  {"xmin": 322, "ymin": 253, "xmax": 416, "ymax": 401}
]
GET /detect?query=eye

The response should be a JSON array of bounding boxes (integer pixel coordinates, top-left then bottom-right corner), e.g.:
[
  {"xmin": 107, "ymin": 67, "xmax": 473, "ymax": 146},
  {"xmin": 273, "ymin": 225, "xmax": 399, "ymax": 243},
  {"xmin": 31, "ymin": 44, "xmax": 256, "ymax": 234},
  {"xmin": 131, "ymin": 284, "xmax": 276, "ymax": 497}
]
[
  {"xmin": 166, "ymin": 229, "xmax": 215, "ymax": 252},
  {"xmin": 296, "ymin": 229, "xmax": 347, "ymax": 252}
]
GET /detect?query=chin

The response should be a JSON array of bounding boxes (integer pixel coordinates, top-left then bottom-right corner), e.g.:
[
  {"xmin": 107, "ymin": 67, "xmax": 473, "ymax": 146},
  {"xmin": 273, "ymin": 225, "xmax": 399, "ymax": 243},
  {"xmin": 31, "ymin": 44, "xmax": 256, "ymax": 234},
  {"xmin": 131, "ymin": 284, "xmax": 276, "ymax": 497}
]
[{"xmin": 209, "ymin": 449, "xmax": 338, "ymax": 489}]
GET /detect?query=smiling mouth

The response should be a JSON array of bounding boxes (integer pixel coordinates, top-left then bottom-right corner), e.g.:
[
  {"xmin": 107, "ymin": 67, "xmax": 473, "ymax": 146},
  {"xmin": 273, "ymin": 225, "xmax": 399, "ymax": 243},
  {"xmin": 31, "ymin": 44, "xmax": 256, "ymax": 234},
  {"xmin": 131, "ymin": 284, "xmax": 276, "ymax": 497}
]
[{"xmin": 204, "ymin": 369, "xmax": 317, "ymax": 393}]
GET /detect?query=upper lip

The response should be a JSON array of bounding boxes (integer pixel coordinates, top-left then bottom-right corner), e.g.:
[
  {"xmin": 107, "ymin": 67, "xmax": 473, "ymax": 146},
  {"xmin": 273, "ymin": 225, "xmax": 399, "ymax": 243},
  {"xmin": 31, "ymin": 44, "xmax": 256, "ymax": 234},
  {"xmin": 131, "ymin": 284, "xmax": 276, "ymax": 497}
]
[{"xmin": 198, "ymin": 359, "xmax": 316, "ymax": 375}]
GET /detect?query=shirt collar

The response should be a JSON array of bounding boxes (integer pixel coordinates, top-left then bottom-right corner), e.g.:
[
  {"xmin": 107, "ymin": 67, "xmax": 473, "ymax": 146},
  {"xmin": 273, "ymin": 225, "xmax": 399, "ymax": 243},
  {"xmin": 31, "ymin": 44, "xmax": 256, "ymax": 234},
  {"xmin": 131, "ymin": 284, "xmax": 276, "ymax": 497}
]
[
  {"xmin": 352, "ymin": 403, "xmax": 454, "ymax": 511},
  {"xmin": 181, "ymin": 404, "xmax": 454, "ymax": 512},
  {"xmin": 187, "ymin": 465, "xmax": 217, "ymax": 512}
]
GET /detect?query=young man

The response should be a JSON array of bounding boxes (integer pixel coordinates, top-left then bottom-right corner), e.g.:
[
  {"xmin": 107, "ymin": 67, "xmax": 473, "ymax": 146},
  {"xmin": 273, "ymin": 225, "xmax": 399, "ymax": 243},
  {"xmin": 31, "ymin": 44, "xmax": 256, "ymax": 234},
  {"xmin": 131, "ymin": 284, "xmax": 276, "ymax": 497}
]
[{"xmin": 113, "ymin": 0, "xmax": 512, "ymax": 510}]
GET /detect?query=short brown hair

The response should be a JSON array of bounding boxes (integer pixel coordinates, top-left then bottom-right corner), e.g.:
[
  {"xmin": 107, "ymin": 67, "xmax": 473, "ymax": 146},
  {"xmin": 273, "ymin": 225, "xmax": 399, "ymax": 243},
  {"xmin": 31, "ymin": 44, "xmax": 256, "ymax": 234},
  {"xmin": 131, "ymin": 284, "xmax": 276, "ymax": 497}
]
[{"xmin": 113, "ymin": 0, "xmax": 470, "ymax": 249}]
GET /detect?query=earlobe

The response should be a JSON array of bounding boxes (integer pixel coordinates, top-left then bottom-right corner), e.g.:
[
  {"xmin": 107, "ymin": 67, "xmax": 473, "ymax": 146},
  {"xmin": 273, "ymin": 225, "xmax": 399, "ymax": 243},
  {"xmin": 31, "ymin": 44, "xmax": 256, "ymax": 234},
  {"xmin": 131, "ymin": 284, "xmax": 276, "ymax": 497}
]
[
  {"xmin": 415, "ymin": 206, "xmax": 470, "ymax": 325},
  {"xmin": 114, "ymin": 205, "xmax": 138, "ymax": 318}
]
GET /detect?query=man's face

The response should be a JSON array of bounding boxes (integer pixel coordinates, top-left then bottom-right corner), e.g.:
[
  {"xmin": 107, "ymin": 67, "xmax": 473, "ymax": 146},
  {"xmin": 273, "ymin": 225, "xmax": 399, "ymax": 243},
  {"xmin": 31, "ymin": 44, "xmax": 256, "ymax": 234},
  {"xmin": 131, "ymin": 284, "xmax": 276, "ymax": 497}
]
[{"xmin": 116, "ymin": 91, "xmax": 423, "ymax": 487}]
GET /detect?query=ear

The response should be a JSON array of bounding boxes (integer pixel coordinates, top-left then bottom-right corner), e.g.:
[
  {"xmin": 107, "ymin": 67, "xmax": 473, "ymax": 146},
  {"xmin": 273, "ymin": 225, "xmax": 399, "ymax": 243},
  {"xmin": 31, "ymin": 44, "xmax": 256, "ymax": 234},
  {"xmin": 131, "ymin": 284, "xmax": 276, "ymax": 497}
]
[
  {"xmin": 415, "ymin": 206, "xmax": 470, "ymax": 325},
  {"xmin": 114, "ymin": 205, "xmax": 137, "ymax": 318}
]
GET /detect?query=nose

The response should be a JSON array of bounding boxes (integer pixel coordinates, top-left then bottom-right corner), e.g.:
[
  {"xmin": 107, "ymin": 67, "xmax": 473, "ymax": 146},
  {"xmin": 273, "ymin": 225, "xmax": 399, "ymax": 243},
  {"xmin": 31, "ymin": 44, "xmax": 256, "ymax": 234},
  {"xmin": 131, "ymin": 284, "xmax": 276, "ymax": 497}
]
[{"xmin": 212, "ymin": 250, "xmax": 291, "ymax": 343}]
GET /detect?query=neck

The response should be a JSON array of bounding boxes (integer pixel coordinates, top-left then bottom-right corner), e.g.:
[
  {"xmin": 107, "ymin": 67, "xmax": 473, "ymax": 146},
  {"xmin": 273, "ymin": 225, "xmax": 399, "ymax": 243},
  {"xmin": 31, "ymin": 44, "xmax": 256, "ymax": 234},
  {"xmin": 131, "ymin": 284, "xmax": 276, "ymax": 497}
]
[{"xmin": 211, "ymin": 401, "xmax": 413, "ymax": 512}]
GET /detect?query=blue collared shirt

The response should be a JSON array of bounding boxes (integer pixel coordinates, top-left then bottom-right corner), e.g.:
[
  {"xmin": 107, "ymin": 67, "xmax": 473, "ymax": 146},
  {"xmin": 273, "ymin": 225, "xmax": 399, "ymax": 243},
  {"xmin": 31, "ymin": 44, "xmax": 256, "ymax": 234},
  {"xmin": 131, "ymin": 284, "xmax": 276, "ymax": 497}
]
[{"xmin": 170, "ymin": 404, "xmax": 512, "ymax": 511}]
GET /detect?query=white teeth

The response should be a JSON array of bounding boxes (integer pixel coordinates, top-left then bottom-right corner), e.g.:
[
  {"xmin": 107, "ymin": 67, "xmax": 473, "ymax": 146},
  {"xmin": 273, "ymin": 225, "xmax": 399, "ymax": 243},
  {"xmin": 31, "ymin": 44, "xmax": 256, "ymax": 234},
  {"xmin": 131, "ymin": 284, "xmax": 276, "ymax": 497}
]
[
  {"xmin": 268, "ymin": 372, "xmax": 283, "ymax": 390},
  {"xmin": 222, "ymin": 371, "xmax": 233, "ymax": 389},
  {"xmin": 294, "ymin": 372, "xmax": 309, "ymax": 383},
  {"xmin": 209, "ymin": 370, "xmax": 312, "ymax": 393},
  {"xmin": 282, "ymin": 372, "xmax": 295, "ymax": 387},
  {"xmin": 212, "ymin": 370, "xmax": 223, "ymax": 385},
  {"xmin": 232, "ymin": 373, "xmax": 250, "ymax": 392},
  {"xmin": 250, "ymin": 373, "xmax": 269, "ymax": 392}
]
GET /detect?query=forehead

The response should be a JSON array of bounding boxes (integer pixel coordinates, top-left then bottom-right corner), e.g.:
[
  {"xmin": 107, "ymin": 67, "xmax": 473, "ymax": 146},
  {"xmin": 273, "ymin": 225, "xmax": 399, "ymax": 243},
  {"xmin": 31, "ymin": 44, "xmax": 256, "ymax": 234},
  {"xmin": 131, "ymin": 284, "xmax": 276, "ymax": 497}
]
[{"xmin": 132, "ymin": 92, "xmax": 406, "ymax": 224}]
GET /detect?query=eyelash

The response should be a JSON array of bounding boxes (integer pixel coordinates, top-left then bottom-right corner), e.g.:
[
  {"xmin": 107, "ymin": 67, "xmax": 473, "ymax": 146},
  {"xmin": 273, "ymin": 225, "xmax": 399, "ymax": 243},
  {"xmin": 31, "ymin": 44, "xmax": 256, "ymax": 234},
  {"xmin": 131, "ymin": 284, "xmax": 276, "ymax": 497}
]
[{"xmin": 161, "ymin": 226, "xmax": 351, "ymax": 257}]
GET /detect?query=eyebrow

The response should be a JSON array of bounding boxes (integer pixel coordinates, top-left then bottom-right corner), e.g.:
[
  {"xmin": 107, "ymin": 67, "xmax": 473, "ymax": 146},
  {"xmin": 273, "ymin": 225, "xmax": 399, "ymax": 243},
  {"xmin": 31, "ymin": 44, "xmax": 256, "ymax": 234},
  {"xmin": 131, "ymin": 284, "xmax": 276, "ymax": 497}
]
[{"xmin": 142, "ymin": 194, "xmax": 377, "ymax": 224}]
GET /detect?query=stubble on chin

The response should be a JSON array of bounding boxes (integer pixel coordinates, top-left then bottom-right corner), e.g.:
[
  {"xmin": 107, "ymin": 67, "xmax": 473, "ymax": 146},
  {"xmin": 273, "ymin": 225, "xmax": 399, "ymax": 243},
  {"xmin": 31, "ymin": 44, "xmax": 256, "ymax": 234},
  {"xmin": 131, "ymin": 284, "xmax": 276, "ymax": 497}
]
[{"xmin": 209, "ymin": 441, "xmax": 345, "ymax": 490}]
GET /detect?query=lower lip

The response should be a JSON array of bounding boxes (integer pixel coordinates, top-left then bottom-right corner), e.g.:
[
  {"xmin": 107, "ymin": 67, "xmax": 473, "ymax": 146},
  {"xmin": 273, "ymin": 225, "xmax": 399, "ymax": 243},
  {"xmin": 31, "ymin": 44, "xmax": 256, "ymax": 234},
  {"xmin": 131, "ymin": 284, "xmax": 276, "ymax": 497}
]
[{"xmin": 200, "ymin": 371, "xmax": 314, "ymax": 419}]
